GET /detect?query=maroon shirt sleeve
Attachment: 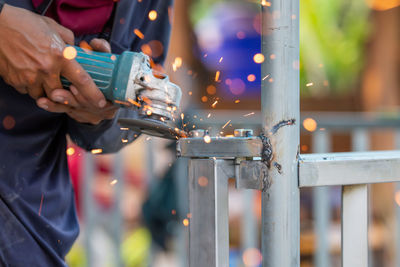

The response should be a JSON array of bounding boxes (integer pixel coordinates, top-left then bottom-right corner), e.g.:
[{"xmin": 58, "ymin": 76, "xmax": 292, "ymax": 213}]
[{"xmin": 32, "ymin": 0, "xmax": 115, "ymax": 36}]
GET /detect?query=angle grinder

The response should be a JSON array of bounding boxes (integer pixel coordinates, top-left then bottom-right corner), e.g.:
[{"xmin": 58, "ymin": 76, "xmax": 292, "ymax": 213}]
[{"xmin": 60, "ymin": 46, "xmax": 186, "ymax": 139}]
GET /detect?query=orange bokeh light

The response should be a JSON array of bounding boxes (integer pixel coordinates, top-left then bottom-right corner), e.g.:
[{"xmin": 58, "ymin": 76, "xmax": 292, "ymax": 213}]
[
  {"xmin": 63, "ymin": 46, "xmax": 77, "ymax": 60},
  {"xmin": 303, "ymin": 118, "xmax": 318, "ymax": 132},
  {"xmin": 253, "ymin": 53, "xmax": 265, "ymax": 64},
  {"xmin": 206, "ymin": 85, "xmax": 217, "ymax": 95},
  {"xmin": 148, "ymin": 10, "xmax": 158, "ymax": 21},
  {"xmin": 247, "ymin": 74, "xmax": 256, "ymax": 82}
]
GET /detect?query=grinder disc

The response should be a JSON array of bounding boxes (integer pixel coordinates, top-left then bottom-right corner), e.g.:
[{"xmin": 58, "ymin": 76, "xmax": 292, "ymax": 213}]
[{"xmin": 118, "ymin": 118, "xmax": 187, "ymax": 140}]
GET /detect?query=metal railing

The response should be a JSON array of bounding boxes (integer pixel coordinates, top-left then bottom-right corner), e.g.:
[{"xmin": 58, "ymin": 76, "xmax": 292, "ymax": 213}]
[{"xmin": 79, "ymin": 0, "xmax": 399, "ymax": 265}]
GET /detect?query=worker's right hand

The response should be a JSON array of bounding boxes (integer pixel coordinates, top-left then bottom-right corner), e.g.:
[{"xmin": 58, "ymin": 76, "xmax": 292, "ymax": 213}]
[{"xmin": 0, "ymin": 4, "xmax": 106, "ymax": 108}]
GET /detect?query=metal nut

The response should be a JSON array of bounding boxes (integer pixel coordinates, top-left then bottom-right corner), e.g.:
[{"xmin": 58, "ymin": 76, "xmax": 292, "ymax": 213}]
[
  {"xmin": 189, "ymin": 129, "xmax": 208, "ymax": 138},
  {"xmin": 234, "ymin": 129, "xmax": 253, "ymax": 137}
]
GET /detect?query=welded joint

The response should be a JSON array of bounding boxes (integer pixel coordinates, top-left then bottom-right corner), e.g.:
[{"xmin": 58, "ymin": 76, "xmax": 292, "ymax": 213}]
[{"xmin": 259, "ymin": 119, "xmax": 296, "ymax": 191}]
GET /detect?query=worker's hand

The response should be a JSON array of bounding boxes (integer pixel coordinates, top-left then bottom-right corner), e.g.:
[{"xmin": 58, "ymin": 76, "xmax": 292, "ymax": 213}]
[
  {"xmin": 0, "ymin": 4, "xmax": 106, "ymax": 108},
  {"xmin": 36, "ymin": 38, "xmax": 118, "ymax": 125}
]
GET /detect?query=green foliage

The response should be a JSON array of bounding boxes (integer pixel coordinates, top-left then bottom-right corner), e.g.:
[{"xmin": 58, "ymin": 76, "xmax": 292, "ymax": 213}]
[{"xmin": 300, "ymin": 0, "xmax": 370, "ymax": 95}]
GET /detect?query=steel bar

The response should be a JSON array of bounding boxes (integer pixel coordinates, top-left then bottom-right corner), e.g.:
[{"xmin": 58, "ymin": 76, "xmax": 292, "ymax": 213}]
[
  {"xmin": 188, "ymin": 159, "xmax": 232, "ymax": 267},
  {"xmin": 341, "ymin": 184, "xmax": 369, "ymax": 267},
  {"xmin": 312, "ymin": 130, "xmax": 332, "ymax": 267},
  {"xmin": 241, "ymin": 190, "xmax": 258, "ymax": 258},
  {"xmin": 177, "ymin": 137, "xmax": 262, "ymax": 158},
  {"xmin": 83, "ymin": 152, "xmax": 95, "ymax": 267},
  {"xmin": 111, "ymin": 152, "xmax": 123, "ymax": 267},
  {"xmin": 352, "ymin": 128, "xmax": 369, "ymax": 152},
  {"xmin": 261, "ymin": 0, "xmax": 300, "ymax": 265},
  {"xmin": 299, "ymin": 150, "xmax": 400, "ymax": 187},
  {"xmin": 190, "ymin": 110, "xmax": 400, "ymax": 131},
  {"xmin": 173, "ymin": 157, "xmax": 189, "ymax": 267}
]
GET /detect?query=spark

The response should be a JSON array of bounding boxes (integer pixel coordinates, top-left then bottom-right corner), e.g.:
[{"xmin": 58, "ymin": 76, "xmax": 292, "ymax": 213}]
[
  {"xmin": 183, "ymin": 218, "xmax": 189, "ymax": 227},
  {"xmin": 262, "ymin": 74, "xmax": 270, "ymax": 80},
  {"xmin": 181, "ymin": 113, "xmax": 184, "ymax": 120},
  {"xmin": 38, "ymin": 193, "xmax": 44, "ymax": 216},
  {"xmin": 120, "ymin": 127, "xmax": 129, "ymax": 130},
  {"xmin": 234, "ymin": 99, "xmax": 240, "ymax": 103},
  {"xmin": 306, "ymin": 82, "xmax": 314, "ymax": 87},
  {"xmin": 188, "ymin": 91, "xmax": 193, "ymax": 96},
  {"xmin": 219, "ymin": 57, "xmax": 223, "ymax": 63},
  {"xmin": 243, "ymin": 112, "xmax": 255, "ymax": 117},
  {"xmin": 127, "ymin": 98, "xmax": 141, "ymax": 107},
  {"xmin": 110, "ymin": 179, "xmax": 118, "ymax": 186},
  {"xmin": 66, "ymin": 147, "xmax": 75, "ymax": 156},
  {"xmin": 141, "ymin": 96, "xmax": 152, "ymax": 104},
  {"xmin": 211, "ymin": 100, "xmax": 218, "ymax": 108},
  {"xmin": 203, "ymin": 135, "xmax": 211, "ymax": 143},
  {"xmin": 148, "ymin": 10, "xmax": 158, "ymax": 21},
  {"xmin": 63, "ymin": 46, "xmax": 77, "ymax": 60},
  {"xmin": 134, "ymin": 29, "xmax": 144, "ymax": 39},
  {"xmin": 207, "ymin": 113, "xmax": 211, "ymax": 118},
  {"xmin": 114, "ymin": 100, "xmax": 130, "ymax": 106},
  {"xmin": 91, "ymin": 149, "xmax": 103, "ymax": 154},
  {"xmin": 215, "ymin": 71, "xmax": 220, "ymax": 82},
  {"xmin": 121, "ymin": 139, "xmax": 128, "ymax": 143},
  {"xmin": 222, "ymin": 120, "xmax": 231, "ymax": 129}
]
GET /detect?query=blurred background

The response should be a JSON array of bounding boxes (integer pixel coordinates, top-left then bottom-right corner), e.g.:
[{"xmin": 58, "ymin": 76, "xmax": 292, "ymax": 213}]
[{"xmin": 65, "ymin": 0, "xmax": 399, "ymax": 266}]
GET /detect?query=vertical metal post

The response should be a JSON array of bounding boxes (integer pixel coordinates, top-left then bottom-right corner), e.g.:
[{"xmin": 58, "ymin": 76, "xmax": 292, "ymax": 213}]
[
  {"xmin": 261, "ymin": 0, "xmax": 300, "ymax": 265},
  {"xmin": 312, "ymin": 130, "xmax": 332, "ymax": 267},
  {"xmin": 241, "ymin": 190, "xmax": 258, "ymax": 253},
  {"xmin": 83, "ymin": 152, "xmax": 95, "ymax": 267},
  {"xmin": 174, "ymin": 157, "xmax": 189, "ymax": 267},
  {"xmin": 111, "ymin": 152, "xmax": 124, "ymax": 267},
  {"xmin": 340, "ymin": 129, "xmax": 369, "ymax": 267},
  {"xmin": 341, "ymin": 184, "xmax": 369, "ymax": 267},
  {"xmin": 188, "ymin": 159, "xmax": 230, "ymax": 267}
]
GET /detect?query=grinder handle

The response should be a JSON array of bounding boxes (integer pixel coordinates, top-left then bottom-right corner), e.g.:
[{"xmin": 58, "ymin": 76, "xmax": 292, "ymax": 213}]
[{"xmin": 60, "ymin": 46, "xmax": 137, "ymax": 105}]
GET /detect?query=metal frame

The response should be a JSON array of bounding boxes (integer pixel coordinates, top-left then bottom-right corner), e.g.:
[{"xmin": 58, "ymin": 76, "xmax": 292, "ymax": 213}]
[{"xmin": 177, "ymin": 0, "xmax": 400, "ymax": 266}]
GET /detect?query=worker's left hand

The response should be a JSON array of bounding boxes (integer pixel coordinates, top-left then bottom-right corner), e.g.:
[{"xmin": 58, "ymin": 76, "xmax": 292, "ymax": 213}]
[{"xmin": 36, "ymin": 38, "xmax": 118, "ymax": 125}]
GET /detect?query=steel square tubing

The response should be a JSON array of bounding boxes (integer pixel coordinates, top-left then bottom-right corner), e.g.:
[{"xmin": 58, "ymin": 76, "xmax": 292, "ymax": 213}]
[
  {"xmin": 188, "ymin": 159, "xmax": 234, "ymax": 267},
  {"xmin": 341, "ymin": 184, "xmax": 369, "ymax": 267},
  {"xmin": 299, "ymin": 150, "xmax": 400, "ymax": 187}
]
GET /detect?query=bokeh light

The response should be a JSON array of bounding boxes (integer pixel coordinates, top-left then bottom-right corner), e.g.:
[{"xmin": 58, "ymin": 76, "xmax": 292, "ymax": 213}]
[
  {"xmin": 63, "ymin": 46, "xmax": 77, "ymax": 60},
  {"xmin": 148, "ymin": 10, "xmax": 158, "ymax": 21},
  {"xmin": 303, "ymin": 118, "xmax": 318, "ymax": 132},
  {"xmin": 253, "ymin": 53, "xmax": 264, "ymax": 64}
]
